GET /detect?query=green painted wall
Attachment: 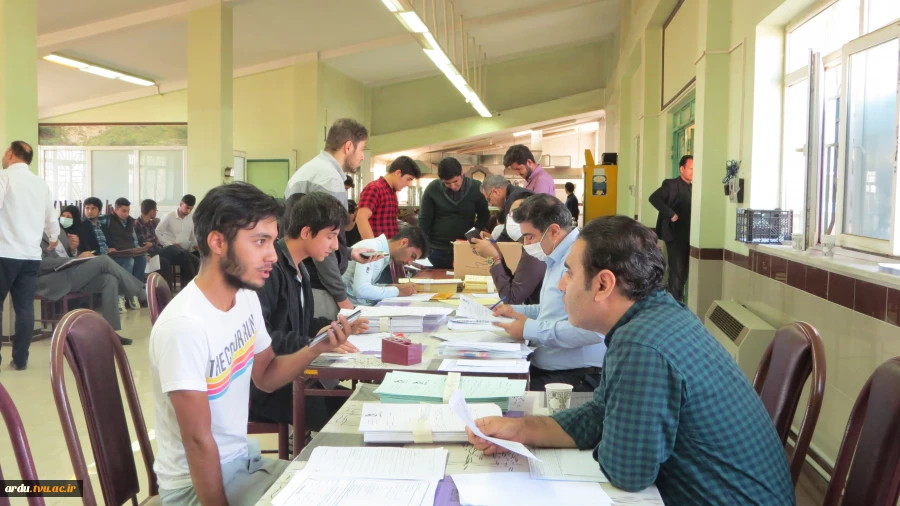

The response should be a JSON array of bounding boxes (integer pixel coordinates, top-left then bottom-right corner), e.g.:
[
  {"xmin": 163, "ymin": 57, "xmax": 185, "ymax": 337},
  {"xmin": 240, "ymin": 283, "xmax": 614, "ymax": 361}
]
[{"xmin": 369, "ymin": 40, "xmax": 614, "ymax": 135}]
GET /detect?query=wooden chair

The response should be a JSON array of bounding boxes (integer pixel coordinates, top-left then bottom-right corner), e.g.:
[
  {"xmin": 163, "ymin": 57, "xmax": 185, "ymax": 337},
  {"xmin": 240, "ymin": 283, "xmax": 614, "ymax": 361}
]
[
  {"xmin": 146, "ymin": 272, "xmax": 172, "ymax": 325},
  {"xmin": 50, "ymin": 309, "xmax": 158, "ymax": 506},
  {"xmin": 0, "ymin": 382, "xmax": 45, "ymax": 506},
  {"xmin": 823, "ymin": 357, "xmax": 900, "ymax": 506},
  {"xmin": 752, "ymin": 322, "xmax": 826, "ymax": 485},
  {"xmin": 36, "ymin": 292, "xmax": 93, "ymax": 334}
]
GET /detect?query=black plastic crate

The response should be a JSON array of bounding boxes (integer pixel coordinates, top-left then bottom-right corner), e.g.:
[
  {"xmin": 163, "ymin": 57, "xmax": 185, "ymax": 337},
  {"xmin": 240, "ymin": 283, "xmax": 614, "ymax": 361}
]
[{"xmin": 735, "ymin": 209, "xmax": 793, "ymax": 244}]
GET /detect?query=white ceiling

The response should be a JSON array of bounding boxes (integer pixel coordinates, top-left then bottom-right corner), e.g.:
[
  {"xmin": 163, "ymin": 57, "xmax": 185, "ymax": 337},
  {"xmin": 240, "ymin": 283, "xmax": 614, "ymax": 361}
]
[{"xmin": 36, "ymin": 0, "xmax": 619, "ymax": 118}]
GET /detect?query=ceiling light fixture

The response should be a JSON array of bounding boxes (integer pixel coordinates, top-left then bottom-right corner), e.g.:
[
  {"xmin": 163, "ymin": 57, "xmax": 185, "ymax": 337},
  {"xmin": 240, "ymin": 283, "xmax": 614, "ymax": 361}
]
[
  {"xmin": 42, "ymin": 53, "xmax": 155, "ymax": 87},
  {"xmin": 381, "ymin": 0, "xmax": 491, "ymax": 118},
  {"xmin": 513, "ymin": 130, "xmax": 533, "ymax": 137}
]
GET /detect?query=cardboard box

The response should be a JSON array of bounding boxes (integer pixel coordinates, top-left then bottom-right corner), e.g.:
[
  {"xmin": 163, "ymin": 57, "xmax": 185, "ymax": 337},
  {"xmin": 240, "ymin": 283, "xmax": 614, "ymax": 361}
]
[{"xmin": 453, "ymin": 241, "xmax": 523, "ymax": 279}]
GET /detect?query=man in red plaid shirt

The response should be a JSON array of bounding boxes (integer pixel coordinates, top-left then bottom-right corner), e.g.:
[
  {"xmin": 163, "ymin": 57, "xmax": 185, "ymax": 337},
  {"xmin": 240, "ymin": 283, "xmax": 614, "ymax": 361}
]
[{"xmin": 356, "ymin": 155, "xmax": 421, "ymax": 241}]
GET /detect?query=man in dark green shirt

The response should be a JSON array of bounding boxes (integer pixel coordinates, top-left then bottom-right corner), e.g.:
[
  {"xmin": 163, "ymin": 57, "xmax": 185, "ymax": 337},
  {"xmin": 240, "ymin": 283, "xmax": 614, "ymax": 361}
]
[
  {"xmin": 468, "ymin": 215, "xmax": 795, "ymax": 505},
  {"xmin": 418, "ymin": 157, "xmax": 490, "ymax": 269}
]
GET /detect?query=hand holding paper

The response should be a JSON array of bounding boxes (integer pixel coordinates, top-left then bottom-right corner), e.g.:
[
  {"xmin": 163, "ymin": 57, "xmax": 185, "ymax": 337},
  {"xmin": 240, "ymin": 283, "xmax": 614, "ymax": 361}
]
[{"xmin": 449, "ymin": 390, "xmax": 539, "ymax": 461}]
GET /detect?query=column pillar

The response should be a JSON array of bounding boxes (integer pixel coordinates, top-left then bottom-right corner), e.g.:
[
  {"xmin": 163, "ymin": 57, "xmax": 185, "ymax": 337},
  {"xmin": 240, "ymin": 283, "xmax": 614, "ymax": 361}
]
[
  {"xmin": 187, "ymin": 1, "xmax": 233, "ymax": 198},
  {"xmin": 291, "ymin": 60, "xmax": 323, "ymax": 171},
  {"xmin": 0, "ymin": 0, "xmax": 38, "ymax": 168},
  {"xmin": 638, "ymin": 28, "xmax": 663, "ymax": 224},
  {"xmin": 687, "ymin": 0, "xmax": 732, "ymax": 315}
]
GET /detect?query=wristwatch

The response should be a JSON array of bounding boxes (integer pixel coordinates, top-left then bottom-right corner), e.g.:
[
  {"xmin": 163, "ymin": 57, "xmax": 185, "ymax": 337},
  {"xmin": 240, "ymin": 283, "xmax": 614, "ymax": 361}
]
[{"xmin": 486, "ymin": 256, "xmax": 501, "ymax": 267}]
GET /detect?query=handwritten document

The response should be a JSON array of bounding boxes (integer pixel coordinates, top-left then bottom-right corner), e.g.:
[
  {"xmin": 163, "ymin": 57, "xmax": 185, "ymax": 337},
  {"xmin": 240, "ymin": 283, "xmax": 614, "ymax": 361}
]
[
  {"xmin": 456, "ymin": 295, "xmax": 507, "ymax": 321},
  {"xmin": 303, "ymin": 446, "xmax": 448, "ymax": 481},
  {"xmin": 530, "ymin": 449, "xmax": 609, "ymax": 483},
  {"xmin": 272, "ymin": 472, "xmax": 435, "ymax": 506},
  {"xmin": 448, "ymin": 390, "xmax": 539, "ymax": 461},
  {"xmin": 450, "ymin": 472, "xmax": 611, "ymax": 506}
]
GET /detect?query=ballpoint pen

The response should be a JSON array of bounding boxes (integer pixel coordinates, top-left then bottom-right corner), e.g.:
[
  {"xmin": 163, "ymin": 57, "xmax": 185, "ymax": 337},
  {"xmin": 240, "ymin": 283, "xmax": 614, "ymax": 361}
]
[{"xmin": 489, "ymin": 297, "xmax": 507, "ymax": 311}]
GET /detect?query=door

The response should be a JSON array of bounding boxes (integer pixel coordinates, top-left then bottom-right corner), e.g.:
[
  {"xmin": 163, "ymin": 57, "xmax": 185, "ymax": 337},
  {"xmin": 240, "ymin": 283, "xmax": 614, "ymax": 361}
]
[{"xmin": 247, "ymin": 159, "xmax": 291, "ymax": 200}]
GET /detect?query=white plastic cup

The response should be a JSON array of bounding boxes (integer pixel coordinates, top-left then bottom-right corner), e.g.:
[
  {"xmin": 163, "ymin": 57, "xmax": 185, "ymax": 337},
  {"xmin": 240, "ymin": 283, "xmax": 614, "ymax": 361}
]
[
  {"xmin": 821, "ymin": 235, "xmax": 836, "ymax": 258},
  {"xmin": 545, "ymin": 383, "xmax": 574, "ymax": 415}
]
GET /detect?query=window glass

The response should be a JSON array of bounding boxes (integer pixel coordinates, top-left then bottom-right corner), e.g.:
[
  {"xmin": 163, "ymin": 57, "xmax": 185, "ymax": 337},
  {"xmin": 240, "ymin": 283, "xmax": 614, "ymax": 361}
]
[
  {"xmin": 782, "ymin": 80, "xmax": 810, "ymax": 232},
  {"xmin": 867, "ymin": 0, "xmax": 900, "ymax": 33},
  {"xmin": 91, "ymin": 150, "xmax": 136, "ymax": 215},
  {"xmin": 139, "ymin": 150, "xmax": 184, "ymax": 208},
  {"xmin": 43, "ymin": 149, "xmax": 87, "ymax": 205},
  {"xmin": 787, "ymin": 0, "xmax": 860, "ymax": 73}
]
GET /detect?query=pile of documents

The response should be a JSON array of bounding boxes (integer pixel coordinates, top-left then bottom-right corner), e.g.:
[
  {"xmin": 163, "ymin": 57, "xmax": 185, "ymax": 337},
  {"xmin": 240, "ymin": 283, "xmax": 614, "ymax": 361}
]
[
  {"xmin": 437, "ymin": 341, "xmax": 533, "ymax": 360},
  {"xmin": 359, "ymin": 402, "xmax": 502, "ymax": 443},
  {"xmin": 447, "ymin": 294, "xmax": 513, "ymax": 331},
  {"xmin": 271, "ymin": 446, "xmax": 447, "ymax": 506},
  {"xmin": 431, "ymin": 331, "xmax": 517, "ymax": 343},
  {"xmin": 463, "ymin": 275, "xmax": 495, "ymax": 292},
  {"xmin": 374, "ymin": 371, "xmax": 526, "ymax": 410},
  {"xmin": 438, "ymin": 359, "xmax": 531, "ymax": 374},
  {"xmin": 451, "ymin": 472, "xmax": 611, "ymax": 506},
  {"xmin": 340, "ymin": 306, "xmax": 454, "ymax": 334}
]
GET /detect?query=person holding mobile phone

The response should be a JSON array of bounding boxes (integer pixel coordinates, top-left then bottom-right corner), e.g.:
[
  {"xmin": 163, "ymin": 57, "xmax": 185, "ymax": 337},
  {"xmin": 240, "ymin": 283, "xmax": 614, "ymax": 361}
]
[{"xmin": 342, "ymin": 226, "xmax": 429, "ymax": 305}]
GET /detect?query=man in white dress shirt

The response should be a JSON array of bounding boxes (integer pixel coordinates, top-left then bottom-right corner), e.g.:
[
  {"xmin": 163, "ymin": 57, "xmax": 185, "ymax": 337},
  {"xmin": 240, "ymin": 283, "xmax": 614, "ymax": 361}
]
[
  {"xmin": 0, "ymin": 141, "xmax": 59, "ymax": 371},
  {"xmin": 156, "ymin": 194, "xmax": 200, "ymax": 274}
]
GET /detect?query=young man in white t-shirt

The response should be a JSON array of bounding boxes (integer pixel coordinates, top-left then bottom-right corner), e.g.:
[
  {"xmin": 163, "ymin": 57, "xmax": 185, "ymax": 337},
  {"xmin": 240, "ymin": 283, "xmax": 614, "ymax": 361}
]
[
  {"xmin": 150, "ymin": 182, "xmax": 367, "ymax": 505},
  {"xmin": 342, "ymin": 226, "xmax": 429, "ymax": 306}
]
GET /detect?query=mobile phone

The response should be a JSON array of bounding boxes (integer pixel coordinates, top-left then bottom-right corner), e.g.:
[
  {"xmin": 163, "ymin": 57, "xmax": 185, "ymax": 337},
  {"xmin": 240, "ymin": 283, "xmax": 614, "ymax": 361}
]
[
  {"xmin": 309, "ymin": 309, "xmax": 363, "ymax": 348},
  {"xmin": 464, "ymin": 228, "xmax": 480, "ymax": 243},
  {"xmin": 361, "ymin": 251, "xmax": 387, "ymax": 258}
]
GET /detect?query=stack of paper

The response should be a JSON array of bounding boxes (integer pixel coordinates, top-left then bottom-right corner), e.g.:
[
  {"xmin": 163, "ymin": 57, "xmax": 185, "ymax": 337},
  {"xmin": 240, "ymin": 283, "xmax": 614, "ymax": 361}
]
[
  {"xmin": 373, "ymin": 371, "xmax": 526, "ymax": 409},
  {"xmin": 451, "ymin": 472, "xmax": 611, "ymax": 506},
  {"xmin": 431, "ymin": 331, "xmax": 517, "ymax": 343},
  {"xmin": 530, "ymin": 449, "xmax": 609, "ymax": 482},
  {"xmin": 341, "ymin": 307, "xmax": 454, "ymax": 334},
  {"xmin": 437, "ymin": 341, "xmax": 533, "ymax": 360},
  {"xmin": 359, "ymin": 402, "xmax": 502, "ymax": 443},
  {"xmin": 463, "ymin": 275, "xmax": 494, "ymax": 293},
  {"xmin": 439, "ymin": 359, "xmax": 531, "ymax": 374},
  {"xmin": 271, "ymin": 446, "xmax": 447, "ymax": 506}
]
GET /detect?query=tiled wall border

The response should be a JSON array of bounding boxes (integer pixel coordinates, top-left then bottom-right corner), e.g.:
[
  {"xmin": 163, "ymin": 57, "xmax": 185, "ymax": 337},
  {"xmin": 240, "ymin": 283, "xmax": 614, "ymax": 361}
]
[{"xmin": 725, "ymin": 249, "xmax": 900, "ymax": 328}]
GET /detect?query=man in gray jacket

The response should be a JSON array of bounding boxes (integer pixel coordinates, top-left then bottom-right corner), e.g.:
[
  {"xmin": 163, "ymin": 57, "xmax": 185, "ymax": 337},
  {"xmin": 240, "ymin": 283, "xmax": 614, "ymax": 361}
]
[
  {"xmin": 38, "ymin": 229, "xmax": 144, "ymax": 345},
  {"xmin": 284, "ymin": 118, "xmax": 368, "ymax": 320}
]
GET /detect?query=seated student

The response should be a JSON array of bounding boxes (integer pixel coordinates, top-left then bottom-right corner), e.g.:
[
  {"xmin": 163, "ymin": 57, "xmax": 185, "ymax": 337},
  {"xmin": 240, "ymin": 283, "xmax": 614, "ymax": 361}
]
[
  {"xmin": 470, "ymin": 199, "xmax": 546, "ymax": 305},
  {"xmin": 149, "ymin": 182, "xmax": 366, "ymax": 505},
  {"xmin": 492, "ymin": 194, "xmax": 606, "ymax": 392},
  {"xmin": 343, "ymin": 226, "xmax": 429, "ymax": 305},
  {"xmin": 78, "ymin": 197, "xmax": 134, "ymax": 313},
  {"xmin": 135, "ymin": 199, "xmax": 197, "ymax": 285},
  {"xmin": 37, "ymin": 222, "xmax": 143, "ymax": 346},
  {"xmin": 251, "ymin": 192, "xmax": 369, "ymax": 432},
  {"xmin": 59, "ymin": 205, "xmax": 82, "ymax": 237},
  {"xmin": 469, "ymin": 216, "xmax": 795, "ymax": 505},
  {"xmin": 105, "ymin": 198, "xmax": 150, "ymax": 297},
  {"xmin": 345, "ymin": 200, "xmax": 362, "ymax": 247},
  {"xmin": 156, "ymin": 194, "xmax": 198, "ymax": 254}
]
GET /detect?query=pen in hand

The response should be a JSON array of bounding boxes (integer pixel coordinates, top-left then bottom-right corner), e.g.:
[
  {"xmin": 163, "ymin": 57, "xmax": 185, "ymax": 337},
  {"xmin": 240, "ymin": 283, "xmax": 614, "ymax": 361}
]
[{"xmin": 489, "ymin": 297, "xmax": 507, "ymax": 311}]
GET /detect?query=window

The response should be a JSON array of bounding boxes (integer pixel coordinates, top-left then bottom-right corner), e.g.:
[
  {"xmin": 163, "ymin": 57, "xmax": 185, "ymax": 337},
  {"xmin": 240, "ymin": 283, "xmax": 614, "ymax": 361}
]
[
  {"xmin": 783, "ymin": 0, "xmax": 900, "ymax": 255},
  {"xmin": 39, "ymin": 146, "xmax": 186, "ymax": 216}
]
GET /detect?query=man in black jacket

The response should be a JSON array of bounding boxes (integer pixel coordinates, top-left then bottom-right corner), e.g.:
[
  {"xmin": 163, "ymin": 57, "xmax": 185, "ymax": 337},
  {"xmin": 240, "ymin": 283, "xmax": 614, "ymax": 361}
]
[
  {"xmin": 250, "ymin": 193, "xmax": 373, "ymax": 430},
  {"xmin": 649, "ymin": 155, "xmax": 693, "ymax": 302}
]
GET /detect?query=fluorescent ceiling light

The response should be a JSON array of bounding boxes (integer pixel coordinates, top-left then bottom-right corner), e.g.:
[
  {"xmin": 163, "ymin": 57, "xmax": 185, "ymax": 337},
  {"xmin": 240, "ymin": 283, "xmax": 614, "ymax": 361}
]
[
  {"xmin": 42, "ymin": 54, "xmax": 88, "ymax": 69},
  {"xmin": 423, "ymin": 48, "xmax": 451, "ymax": 67},
  {"xmin": 470, "ymin": 96, "xmax": 492, "ymax": 118},
  {"xmin": 423, "ymin": 32, "xmax": 440, "ymax": 50},
  {"xmin": 513, "ymin": 130, "xmax": 533, "ymax": 137},
  {"xmin": 81, "ymin": 66, "xmax": 123, "ymax": 79},
  {"xmin": 44, "ymin": 52, "xmax": 155, "ymax": 87},
  {"xmin": 381, "ymin": 0, "xmax": 402, "ymax": 12},
  {"xmin": 399, "ymin": 11, "xmax": 428, "ymax": 32}
]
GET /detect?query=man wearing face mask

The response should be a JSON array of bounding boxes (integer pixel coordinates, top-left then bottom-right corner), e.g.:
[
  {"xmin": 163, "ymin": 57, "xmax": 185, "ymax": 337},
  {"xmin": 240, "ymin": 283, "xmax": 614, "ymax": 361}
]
[
  {"xmin": 480, "ymin": 175, "xmax": 533, "ymax": 243},
  {"xmin": 492, "ymin": 194, "xmax": 606, "ymax": 391}
]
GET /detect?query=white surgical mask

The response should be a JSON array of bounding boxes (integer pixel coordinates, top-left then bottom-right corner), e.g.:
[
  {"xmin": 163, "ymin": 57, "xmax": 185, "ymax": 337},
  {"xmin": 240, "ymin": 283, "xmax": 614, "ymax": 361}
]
[
  {"xmin": 505, "ymin": 214, "xmax": 523, "ymax": 241},
  {"xmin": 523, "ymin": 228, "xmax": 550, "ymax": 262},
  {"xmin": 491, "ymin": 224, "xmax": 505, "ymax": 240},
  {"xmin": 59, "ymin": 217, "xmax": 73, "ymax": 228}
]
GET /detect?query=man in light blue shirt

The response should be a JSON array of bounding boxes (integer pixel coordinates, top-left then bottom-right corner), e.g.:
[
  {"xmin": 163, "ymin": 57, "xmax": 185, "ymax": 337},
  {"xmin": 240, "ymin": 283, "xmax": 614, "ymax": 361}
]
[
  {"xmin": 493, "ymin": 194, "xmax": 606, "ymax": 391},
  {"xmin": 343, "ymin": 227, "xmax": 429, "ymax": 306}
]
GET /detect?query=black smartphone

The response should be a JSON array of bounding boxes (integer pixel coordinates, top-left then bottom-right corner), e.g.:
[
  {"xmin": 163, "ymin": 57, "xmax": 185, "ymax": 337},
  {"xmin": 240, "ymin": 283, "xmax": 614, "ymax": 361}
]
[
  {"xmin": 361, "ymin": 251, "xmax": 387, "ymax": 258},
  {"xmin": 464, "ymin": 228, "xmax": 480, "ymax": 243},
  {"xmin": 309, "ymin": 309, "xmax": 363, "ymax": 348}
]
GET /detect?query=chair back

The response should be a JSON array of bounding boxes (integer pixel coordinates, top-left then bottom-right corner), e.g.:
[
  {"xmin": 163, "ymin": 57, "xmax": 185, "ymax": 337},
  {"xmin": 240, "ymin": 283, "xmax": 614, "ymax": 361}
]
[
  {"xmin": 147, "ymin": 271, "xmax": 173, "ymax": 325},
  {"xmin": 50, "ymin": 309, "xmax": 157, "ymax": 506},
  {"xmin": 0, "ymin": 382, "xmax": 45, "ymax": 506},
  {"xmin": 752, "ymin": 321, "xmax": 825, "ymax": 484},
  {"xmin": 823, "ymin": 357, "xmax": 900, "ymax": 506}
]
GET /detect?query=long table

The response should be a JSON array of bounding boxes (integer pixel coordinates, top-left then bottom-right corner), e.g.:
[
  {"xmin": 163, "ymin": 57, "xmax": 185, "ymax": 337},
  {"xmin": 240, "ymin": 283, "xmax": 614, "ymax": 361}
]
[{"xmin": 255, "ymin": 384, "xmax": 664, "ymax": 506}]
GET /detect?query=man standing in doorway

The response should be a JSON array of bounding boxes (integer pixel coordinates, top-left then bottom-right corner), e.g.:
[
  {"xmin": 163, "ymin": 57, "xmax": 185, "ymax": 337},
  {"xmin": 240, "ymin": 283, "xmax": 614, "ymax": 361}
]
[
  {"xmin": 284, "ymin": 118, "xmax": 370, "ymax": 320},
  {"xmin": 504, "ymin": 144, "xmax": 556, "ymax": 196},
  {"xmin": 0, "ymin": 141, "xmax": 59, "ymax": 371},
  {"xmin": 418, "ymin": 157, "xmax": 490, "ymax": 269},
  {"xmin": 649, "ymin": 155, "xmax": 693, "ymax": 302}
]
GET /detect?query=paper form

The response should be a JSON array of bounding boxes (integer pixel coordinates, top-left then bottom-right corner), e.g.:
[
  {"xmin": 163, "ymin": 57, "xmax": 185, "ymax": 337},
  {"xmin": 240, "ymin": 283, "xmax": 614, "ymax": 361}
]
[
  {"xmin": 359, "ymin": 403, "xmax": 502, "ymax": 433},
  {"xmin": 346, "ymin": 333, "xmax": 390, "ymax": 353},
  {"xmin": 303, "ymin": 447, "xmax": 448, "ymax": 482},
  {"xmin": 414, "ymin": 258, "xmax": 434, "ymax": 268},
  {"xmin": 448, "ymin": 390, "xmax": 540, "ymax": 461},
  {"xmin": 456, "ymin": 295, "xmax": 502, "ymax": 320},
  {"xmin": 271, "ymin": 471, "xmax": 435, "ymax": 506},
  {"xmin": 439, "ymin": 342, "xmax": 522, "ymax": 352},
  {"xmin": 342, "ymin": 307, "xmax": 454, "ymax": 317},
  {"xmin": 374, "ymin": 372, "xmax": 527, "ymax": 401},
  {"xmin": 383, "ymin": 294, "xmax": 442, "ymax": 302},
  {"xmin": 431, "ymin": 332, "xmax": 517, "ymax": 344},
  {"xmin": 446, "ymin": 319, "xmax": 513, "ymax": 332},
  {"xmin": 456, "ymin": 359, "xmax": 519, "ymax": 367},
  {"xmin": 450, "ymin": 472, "xmax": 611, "ymax": 506},
  {"xmin": 439, "ymin": 359, "xmax": 531, "ymax": 374},
  {"xmin": 530, "ymin": 449, "xmax": 609, "ymax": 482}
]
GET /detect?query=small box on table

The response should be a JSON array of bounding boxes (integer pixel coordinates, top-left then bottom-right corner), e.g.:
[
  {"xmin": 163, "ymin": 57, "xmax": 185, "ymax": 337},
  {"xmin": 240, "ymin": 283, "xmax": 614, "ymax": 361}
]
[{"xmin": 382, "ymin": 337, "xmax": 423, "ymax": 365}]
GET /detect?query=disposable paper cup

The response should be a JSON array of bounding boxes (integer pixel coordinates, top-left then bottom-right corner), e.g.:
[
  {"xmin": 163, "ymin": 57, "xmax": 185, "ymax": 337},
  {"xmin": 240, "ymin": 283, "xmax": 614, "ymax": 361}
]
[{"xmin": 545, "ymin": 383, "xmax": 574, "ymax": 415}]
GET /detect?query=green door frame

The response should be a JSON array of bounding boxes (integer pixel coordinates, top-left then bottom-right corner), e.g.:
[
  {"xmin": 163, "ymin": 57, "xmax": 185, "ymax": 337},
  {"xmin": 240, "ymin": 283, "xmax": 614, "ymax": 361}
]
[{"xmin": 672, "ymin": 98, "xmax": 695, "ymax": 178}]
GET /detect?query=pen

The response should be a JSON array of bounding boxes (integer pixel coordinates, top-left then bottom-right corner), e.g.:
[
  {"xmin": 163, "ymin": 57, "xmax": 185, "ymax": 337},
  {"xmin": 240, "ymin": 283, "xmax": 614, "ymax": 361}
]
[{"xmin": 489, "ymin": 297, "xmax": 507, "ymax": 311}]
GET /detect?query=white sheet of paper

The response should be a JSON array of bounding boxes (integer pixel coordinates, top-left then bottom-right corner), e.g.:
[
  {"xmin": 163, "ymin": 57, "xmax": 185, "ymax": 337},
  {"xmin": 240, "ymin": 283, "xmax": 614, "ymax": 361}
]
[
  {"xmin": 145, "ymin": 255, "xmax": 161, "ymax": 273},
  {"xmin": 448, "ymin": 390, "xmax": 539, "ymax": 461},
  {"xmin": 303, "ymin": 446, "xmax": 448, "ymax": 482},
  {"xmin": 456, "ymin": 359, "xmax": 519, "ymax": 367},
  {"xmin": 438, "ymin": 359, "xmax": 531, "ymax": 374},
  {"xmin": 451, "ymin": 472, "xmax": 611, "ymax": 506},
  {"xmin": 530, "ymin": 449, "xmax": 609, "ymax": 483},
  {"xmin": 347, "ymin": 333, "xmax": 390, "ymax": 353},
  {"xmin": 431, "ymin": 332, "xmax": 517, "ymax": 344},
  {"xmin": 414, "ymin": 258, "xmax": 434, "ymax": 268},
  {"xmin": 359, "ymin": 403, "xmax": 502, "ymax": 433},
  {"xmin": 272, "ymin": 471, "xmax": 436, "ymax": 506},
  {"xmin": 342, "ymin": 306, "xmax": 454, "ymax": 317},
  {"xmin": 456, "ymin": 295, "xmax": 496, "ymax": 320},
  {"xmin": 439, "ymin": 342, "xmax": 522, "ymax": 352},
  {"xmin": 382, "ymin": 293, "xmax": 441, "ymax": 302}
]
